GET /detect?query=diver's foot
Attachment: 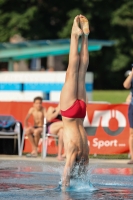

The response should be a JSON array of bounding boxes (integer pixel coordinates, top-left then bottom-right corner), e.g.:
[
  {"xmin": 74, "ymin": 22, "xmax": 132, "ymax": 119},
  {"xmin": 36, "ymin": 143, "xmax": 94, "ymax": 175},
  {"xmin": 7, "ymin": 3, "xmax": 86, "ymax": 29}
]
[
  {"xmin": 79, "ymin": 15, "xmax": 90, "ymax": 35},
  {"xmin": 127, "ymin": 160, "xmax": 133, "ymax": 164},
  {"xmin": 71, "ymin": 15, "xmax": 83, "ymax": 36}
]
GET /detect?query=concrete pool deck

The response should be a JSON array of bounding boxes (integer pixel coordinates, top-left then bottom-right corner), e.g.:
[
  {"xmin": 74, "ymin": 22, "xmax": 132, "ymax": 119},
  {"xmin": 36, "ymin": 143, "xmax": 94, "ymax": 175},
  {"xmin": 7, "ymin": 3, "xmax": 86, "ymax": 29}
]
[{"xmin": 0, "ymin": 155, "xmax": 132, "ymax": 168}]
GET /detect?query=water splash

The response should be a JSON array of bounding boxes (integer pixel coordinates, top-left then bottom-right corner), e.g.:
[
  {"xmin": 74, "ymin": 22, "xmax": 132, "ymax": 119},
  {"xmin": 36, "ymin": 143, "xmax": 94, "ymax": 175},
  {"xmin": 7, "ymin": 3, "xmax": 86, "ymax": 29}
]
[
  {"xmin": 63, "ymin": 179, "xmax": 97, "ymax": 192},
  {"xmin": 58, "ymin": 161, "xmax": 97, "ymax": 192}
]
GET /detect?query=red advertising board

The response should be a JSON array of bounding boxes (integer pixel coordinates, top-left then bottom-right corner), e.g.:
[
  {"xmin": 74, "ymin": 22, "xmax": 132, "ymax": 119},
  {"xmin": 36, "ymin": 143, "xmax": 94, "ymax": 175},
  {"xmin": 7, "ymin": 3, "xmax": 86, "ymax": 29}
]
[
  {"xmin": 85, "ymin": 103, "xmax": 129, "ymax": 154},
  {"xmin": 0, "ymin": 101, "xmax": 129, "ymax": 154}
]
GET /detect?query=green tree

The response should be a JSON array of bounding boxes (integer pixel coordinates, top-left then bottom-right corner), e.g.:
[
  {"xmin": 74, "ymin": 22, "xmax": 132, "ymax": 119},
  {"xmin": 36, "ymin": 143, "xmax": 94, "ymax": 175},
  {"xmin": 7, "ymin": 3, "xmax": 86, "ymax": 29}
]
[
  {"xmin": 0, "ymin": 0, "xmax": 132, "ymax": 89},
  {"xmin": 58, "ymin": 0, "xmax": 133, "ymax": 89},
  {"xmin": 111, "ymin": 1, "xmax": 133, "ymax": 71},
  {"xmin": 0, "ymin": 0, "xmax": 74, "ymax": 41}
]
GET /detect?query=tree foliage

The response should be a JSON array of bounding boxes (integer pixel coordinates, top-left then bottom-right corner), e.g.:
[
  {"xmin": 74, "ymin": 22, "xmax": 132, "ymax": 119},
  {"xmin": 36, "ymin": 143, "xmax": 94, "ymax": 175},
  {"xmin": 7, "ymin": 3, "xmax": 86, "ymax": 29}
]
[{"xmin": 0, "ymin": 0, "xmax": 132, "ymax": 89}]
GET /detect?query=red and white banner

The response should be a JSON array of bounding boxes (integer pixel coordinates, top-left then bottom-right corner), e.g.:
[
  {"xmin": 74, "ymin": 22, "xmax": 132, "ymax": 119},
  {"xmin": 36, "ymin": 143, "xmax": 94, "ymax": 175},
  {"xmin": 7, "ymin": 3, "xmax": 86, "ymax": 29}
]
[
  {"xmin": 0, "ymin": 101, "xmax": 129, "ymax": 154},
  {"xmin": 85, "ymin": 103, "xmax": 129, "ymax": 154}
]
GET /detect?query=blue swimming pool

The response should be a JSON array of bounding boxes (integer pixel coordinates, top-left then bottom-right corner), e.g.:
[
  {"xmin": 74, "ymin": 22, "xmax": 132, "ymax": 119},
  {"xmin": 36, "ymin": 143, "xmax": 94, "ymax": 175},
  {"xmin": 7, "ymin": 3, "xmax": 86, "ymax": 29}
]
[{"xmin": 0, "ymin": 160, "xmax": 133, "ymax": 200}]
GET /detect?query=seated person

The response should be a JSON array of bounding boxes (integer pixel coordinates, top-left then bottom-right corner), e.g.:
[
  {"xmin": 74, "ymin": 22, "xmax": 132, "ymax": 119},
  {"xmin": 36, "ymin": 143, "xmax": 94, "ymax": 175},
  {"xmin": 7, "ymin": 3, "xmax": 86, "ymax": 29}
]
[
  {"xmin": 46, "ymin": 104, "xmax": 65, "ymax": 161},
  {"xmin": 24, "ymin": 96, "xmax": 46, "ymax": 157}
]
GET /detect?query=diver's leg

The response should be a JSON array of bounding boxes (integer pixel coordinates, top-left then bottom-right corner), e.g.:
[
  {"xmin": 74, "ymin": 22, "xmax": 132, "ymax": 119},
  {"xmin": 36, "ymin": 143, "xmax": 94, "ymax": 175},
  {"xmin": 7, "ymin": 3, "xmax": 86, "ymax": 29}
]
[
  {"xmin": 60, "ymin": 15, "xmax": 82, "ymax": 110},
  {"xmin": 77, "ymin": 15, "xmax": 89, "ymax": 102}
]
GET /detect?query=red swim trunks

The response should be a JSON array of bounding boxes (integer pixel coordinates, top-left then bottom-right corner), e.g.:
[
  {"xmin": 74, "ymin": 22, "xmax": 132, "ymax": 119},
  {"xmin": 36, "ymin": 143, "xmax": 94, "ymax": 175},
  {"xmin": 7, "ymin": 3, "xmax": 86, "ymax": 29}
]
[{"xmin": 61, "ymin": 99, "xmax": 86, "ymax": 118}]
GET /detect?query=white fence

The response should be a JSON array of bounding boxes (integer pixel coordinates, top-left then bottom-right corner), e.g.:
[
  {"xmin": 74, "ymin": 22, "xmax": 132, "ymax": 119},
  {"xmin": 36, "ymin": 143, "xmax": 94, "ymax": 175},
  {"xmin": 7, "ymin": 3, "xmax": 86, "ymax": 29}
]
[{"xmin": 0, "ymin": 71, "xmax": 93, "ymax": 101}]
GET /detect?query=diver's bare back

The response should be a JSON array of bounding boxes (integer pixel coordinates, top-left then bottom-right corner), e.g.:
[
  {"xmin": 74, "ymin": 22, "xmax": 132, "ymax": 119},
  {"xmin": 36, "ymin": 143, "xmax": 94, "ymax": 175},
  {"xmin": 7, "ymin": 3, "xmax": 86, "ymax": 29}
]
[
  {"xmin": 63, "ymin": 118, "xmax": 88, "ymax": 161},
  {"xmin": 31, "ymin": 107, "xmax": 44, "ymax": 127}
]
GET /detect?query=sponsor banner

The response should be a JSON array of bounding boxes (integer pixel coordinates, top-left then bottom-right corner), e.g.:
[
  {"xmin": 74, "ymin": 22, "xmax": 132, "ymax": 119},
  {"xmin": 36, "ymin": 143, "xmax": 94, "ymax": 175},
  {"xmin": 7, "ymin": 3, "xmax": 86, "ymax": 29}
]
[
  {"xmin": 85, "ymin": 103, "xmax": 129, "ymax": 154},
  {"xmin": 0, "ymin": 102, "xmax": 129, "ymax": 154}
]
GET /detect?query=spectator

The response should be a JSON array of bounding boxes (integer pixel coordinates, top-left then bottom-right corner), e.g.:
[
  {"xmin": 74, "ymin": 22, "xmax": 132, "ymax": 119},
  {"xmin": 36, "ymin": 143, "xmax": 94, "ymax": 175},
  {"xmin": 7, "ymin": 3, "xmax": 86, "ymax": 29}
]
[
  {"xmin": 126, "ymin": 93, "xmax": 132, "ymax": 104},
  {"xmin": 24, "ymin": 96, "xmax": 46, "ymax": 157},
  {"xmin": 46, "ymin": 104, "xmax": 65, "ymax": 161},
  {"xmin": 123, "ymin": 65, "xmax": 133, "ymax": 164}
]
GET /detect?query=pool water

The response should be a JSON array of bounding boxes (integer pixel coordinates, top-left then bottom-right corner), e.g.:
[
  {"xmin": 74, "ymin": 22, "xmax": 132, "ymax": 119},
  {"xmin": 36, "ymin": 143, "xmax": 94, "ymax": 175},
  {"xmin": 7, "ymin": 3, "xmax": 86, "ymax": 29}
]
[{"xmin": 0, "ymin": 160, "xmax": 133, "ymax": 200}]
